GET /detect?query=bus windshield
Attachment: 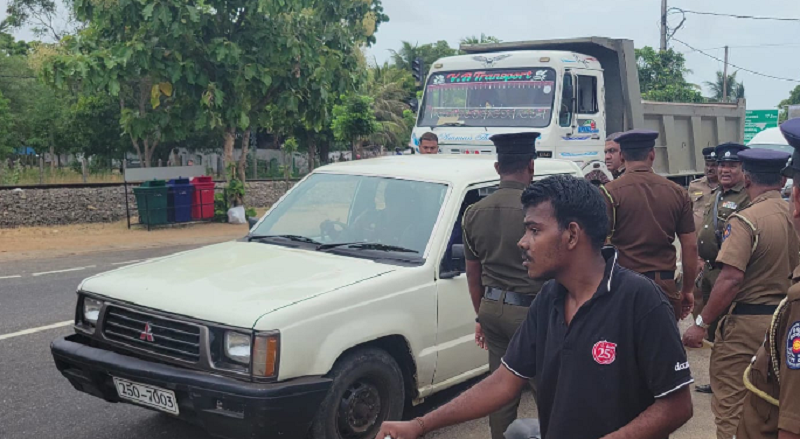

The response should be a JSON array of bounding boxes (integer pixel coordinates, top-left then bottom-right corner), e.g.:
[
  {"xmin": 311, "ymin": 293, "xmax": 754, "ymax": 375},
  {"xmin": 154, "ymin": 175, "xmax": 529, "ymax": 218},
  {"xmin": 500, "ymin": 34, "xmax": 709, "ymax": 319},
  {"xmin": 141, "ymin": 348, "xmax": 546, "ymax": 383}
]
[{"xmin": 418, "ymin": 67, "xmax": 557, "ymax": 129}]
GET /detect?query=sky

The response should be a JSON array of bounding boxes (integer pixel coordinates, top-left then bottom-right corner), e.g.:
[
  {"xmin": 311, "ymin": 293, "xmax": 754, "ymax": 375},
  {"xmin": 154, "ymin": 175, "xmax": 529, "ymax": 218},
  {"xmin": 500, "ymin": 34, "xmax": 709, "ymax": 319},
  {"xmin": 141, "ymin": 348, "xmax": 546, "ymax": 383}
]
[{"xmin": 4, "ymin": 0, "xmax": 798, "ymax": 109}]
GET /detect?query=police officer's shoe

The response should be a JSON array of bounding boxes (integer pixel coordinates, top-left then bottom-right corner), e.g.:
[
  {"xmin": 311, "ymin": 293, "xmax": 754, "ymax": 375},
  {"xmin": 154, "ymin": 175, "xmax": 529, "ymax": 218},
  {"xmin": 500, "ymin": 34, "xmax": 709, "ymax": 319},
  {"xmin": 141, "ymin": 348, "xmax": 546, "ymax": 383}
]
[{"xmin": 694, "ymin": 384, "xmax": 712, "ymax": 394}]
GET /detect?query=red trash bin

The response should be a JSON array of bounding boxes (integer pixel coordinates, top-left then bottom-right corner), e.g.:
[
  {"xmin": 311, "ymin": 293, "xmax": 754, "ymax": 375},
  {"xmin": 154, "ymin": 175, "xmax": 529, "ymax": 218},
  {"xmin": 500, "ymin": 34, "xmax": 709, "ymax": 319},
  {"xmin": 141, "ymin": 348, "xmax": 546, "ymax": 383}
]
[{"xmin": 191, "ymin": 176, "xmax": 215, "ymax": 220}]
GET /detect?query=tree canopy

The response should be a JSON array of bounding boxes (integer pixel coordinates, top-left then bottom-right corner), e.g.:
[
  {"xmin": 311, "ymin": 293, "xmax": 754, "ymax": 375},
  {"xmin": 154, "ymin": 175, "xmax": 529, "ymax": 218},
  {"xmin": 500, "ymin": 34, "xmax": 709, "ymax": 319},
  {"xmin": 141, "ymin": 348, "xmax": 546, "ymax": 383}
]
[{"xmin": 636, "ymin": 47, "xmax": 704, "ymax": 103}]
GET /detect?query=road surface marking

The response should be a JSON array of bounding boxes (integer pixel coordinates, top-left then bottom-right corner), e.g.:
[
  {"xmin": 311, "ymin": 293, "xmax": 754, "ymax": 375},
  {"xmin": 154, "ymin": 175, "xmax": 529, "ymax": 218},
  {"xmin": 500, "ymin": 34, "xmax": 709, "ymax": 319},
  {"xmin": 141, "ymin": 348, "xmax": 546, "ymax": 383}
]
[
  {"xmin": 32, "ymin": 265, "xmax": 96, "ymax": 277},
  {"xmin": 0, "ymin": 275, "xmax": 22, "ymax": 280},
  {"xmin": 0, "ymin": 321, "xmax": 73, "ymax": 341},
  {"xmin": 111, "ymin": 260, "xmax": 142, "ymax": 266}
]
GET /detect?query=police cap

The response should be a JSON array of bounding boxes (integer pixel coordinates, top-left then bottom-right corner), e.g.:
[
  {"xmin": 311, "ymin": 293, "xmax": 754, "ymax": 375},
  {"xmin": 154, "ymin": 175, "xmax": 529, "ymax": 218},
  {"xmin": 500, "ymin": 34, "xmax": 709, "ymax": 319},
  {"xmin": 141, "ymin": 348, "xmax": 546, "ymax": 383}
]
[
  {"xmin": 780, "ymin": 118, "xmax": 800, "ymax": 178},
  {"xmin": 738, "ymin": 148, "xmax": 791, "ymax": 174},
  {"xmin": 702, "ymin": 146, "xmax": 717, "ymax": 161},
  {"xmin": 614, "ymin": 130, "xmax": 658, "ymax": 151},
  {"xmin": 715, "ymin": 143, "xmax": 748, "ymax": 162},
  {"xmin": 490, "ymin": 132, "xmax": 540, "ymax": 155}
]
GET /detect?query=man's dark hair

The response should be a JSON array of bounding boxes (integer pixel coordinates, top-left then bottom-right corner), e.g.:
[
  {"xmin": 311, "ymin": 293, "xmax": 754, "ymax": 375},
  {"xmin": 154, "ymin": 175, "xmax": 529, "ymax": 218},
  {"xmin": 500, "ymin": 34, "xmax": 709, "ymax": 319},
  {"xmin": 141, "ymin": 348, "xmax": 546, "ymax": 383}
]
[
  {"xmin": 419, "ymin": 132, "xmax": 438, "ymax": 143},
  {"xmin": 621, "ymin": 147, "xmax": 653, "ymax": 162},
  {"xmin": 745, "ymin": 170, "xmax": 783, "ymax": 187},
  {"xmin": 606, "ymin": 132, "xmax": 623, "ymax": 142},
  {"xmin": 497, "ymin": 154, "xmax": 534, "ymax": 175},
  {"xmin": 521, "ymin": 175, "xmax": 609, "ymax": 249}
]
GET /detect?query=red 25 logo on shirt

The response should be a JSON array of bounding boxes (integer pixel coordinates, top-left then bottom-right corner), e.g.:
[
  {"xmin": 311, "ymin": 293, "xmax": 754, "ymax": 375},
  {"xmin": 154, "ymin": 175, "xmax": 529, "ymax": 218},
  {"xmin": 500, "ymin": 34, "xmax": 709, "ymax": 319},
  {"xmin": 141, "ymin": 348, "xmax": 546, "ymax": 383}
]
[{"xmin": 592, "ymin": 341, "xmax": 617, "ymax": 365}]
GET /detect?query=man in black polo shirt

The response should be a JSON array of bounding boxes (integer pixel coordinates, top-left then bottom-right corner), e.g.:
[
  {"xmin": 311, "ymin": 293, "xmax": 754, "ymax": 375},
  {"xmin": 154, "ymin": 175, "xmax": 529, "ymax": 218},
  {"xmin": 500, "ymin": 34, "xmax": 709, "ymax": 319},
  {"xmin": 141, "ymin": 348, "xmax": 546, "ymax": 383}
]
[{"xmin": 376, "ymin": 175, "xmax": 694, "ymax": 439}]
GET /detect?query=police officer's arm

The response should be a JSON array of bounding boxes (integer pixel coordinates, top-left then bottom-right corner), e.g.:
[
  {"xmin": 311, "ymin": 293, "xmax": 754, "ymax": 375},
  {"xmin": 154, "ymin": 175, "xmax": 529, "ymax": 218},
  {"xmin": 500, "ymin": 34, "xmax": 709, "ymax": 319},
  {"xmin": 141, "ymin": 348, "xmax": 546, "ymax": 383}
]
[
  {"xmin": 462, "ymin": 211, "xmax": 483, "ymax": 315},
  {"xmin": 605, "ymin": 302, "xmax": 694, "ymax": 439},
  {"xmin": 700, "ymin": 217, "xmax": 750, "ymax": 324},
  {"xmin": 779, "ymin": 302, "xmax": 800, "ymax": 438},
  {"xmin": 677, "ymin": 191, "xmax": 699, "ymax": 301}
]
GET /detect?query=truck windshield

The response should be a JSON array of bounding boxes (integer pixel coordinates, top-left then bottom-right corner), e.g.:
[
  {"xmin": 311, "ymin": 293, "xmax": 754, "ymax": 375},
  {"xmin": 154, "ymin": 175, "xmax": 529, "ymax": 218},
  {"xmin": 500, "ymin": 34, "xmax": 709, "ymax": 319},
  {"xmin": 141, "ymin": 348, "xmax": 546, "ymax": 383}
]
[
  {"xmin": 418, "ymin": 67, "xmax": 557, "ymax": 128},
  {"xmin": 252, "ymin": 173, "xmax": 447, "ymax": 261}
]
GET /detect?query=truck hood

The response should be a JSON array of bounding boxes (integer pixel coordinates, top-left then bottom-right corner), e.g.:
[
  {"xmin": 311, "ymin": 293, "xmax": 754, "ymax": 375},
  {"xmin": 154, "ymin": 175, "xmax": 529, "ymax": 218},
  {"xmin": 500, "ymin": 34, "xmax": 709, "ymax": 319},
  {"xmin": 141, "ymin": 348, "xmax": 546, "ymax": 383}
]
[{"xmin": 80, "ymin": 241, "xmax": 397, "ymax": 328}]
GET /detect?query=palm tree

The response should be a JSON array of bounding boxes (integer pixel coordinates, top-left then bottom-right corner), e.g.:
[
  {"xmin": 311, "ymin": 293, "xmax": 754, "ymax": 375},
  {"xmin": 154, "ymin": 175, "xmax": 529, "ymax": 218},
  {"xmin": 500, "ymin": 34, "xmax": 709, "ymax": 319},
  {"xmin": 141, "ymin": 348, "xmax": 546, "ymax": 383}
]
[
  {"xmin": 705, "ymin": 71, "xmax": 745, "ymax": 102},
  {"xmin": 460, "ymin": 34, "xmax": 502, "ymax": 45},
  {"xmin": 363, "ymin": 62, "xmax": 414, "ymax": 149},
  {"xmin": 388, "ymin": 41, "xmax": 420, "ymax": 71}
]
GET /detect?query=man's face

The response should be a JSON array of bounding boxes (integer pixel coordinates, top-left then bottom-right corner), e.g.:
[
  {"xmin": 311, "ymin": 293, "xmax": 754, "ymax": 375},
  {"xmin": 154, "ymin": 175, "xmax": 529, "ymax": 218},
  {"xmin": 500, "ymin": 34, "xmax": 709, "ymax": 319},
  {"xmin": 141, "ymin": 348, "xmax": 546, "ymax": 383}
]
[
  {"xmin": 518, "ymin": 201, "xmax": 565, "ymax": 281},
  {"xmin": 419, "ymin": 140, "xmax": 438, "ymax": 155},
  {"xmin": 718, "ymin": 161, "xmax": 744, "ymax": 188},
  {"xmin": 604, "ymin": 141, "xmax": 623, "ymax": 172},
  {"xmin": 704, "ymin": 160, "xmax": 718, "ymax": 181}
]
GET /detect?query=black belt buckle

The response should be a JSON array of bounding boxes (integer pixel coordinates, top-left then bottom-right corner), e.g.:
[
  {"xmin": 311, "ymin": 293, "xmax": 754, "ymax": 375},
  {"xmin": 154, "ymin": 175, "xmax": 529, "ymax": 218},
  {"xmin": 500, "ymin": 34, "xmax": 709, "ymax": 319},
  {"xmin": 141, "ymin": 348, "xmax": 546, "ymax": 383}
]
[{"xmin": 643, "ymin": 271, "xmax": 675, "ymax": 281}]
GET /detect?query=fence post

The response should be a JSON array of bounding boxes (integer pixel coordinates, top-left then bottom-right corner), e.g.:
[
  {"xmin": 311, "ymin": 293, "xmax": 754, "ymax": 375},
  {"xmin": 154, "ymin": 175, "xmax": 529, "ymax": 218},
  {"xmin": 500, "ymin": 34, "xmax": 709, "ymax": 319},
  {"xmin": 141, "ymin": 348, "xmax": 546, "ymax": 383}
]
[
  {"xmin": 38, "ymin": 155, "xmax": 44, "ymax": 185},
  {"xmin": 81, "ymin": 158, "xmax": 87, "ymax": 183}
]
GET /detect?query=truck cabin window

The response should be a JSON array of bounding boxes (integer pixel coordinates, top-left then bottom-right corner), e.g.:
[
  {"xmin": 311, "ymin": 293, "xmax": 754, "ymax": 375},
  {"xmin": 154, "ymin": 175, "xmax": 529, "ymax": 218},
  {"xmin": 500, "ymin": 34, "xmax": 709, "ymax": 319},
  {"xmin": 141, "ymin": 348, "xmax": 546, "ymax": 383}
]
[
  {"xmin": 253, "ymin": 173, "xmax": 448, "ymax": 260},
  {"xmin": 418, "ymin": 68, "xmax": 557, "ymax": 128},
  {"xmin": 559, "ymin": 74, "xmax": 575, "ymax": 127},
  {"xmin": 577, "ymin": 75, "xmax": 598, "ymax": 114}
]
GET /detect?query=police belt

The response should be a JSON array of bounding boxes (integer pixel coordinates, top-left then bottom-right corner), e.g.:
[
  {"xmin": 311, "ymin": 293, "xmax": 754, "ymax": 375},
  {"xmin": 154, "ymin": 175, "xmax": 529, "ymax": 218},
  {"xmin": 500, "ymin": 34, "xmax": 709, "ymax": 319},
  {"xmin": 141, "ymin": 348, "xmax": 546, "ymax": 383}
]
[
  {"xmin": 642, "ymin": 271, "xmax": 675, "ymax": 281},
  {"xmin": 731, "ymin": 303, "xmax": 779, "ymax": 316},
  {"xmin": 484, "ymin": 288, "xmax": 534, "ymax": 307}
]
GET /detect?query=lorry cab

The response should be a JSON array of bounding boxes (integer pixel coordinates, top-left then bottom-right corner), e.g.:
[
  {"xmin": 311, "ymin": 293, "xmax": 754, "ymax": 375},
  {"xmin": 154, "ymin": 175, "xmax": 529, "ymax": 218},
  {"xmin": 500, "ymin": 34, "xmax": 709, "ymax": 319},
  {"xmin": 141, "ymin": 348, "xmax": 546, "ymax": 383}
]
[{"xmin": 412, "ymin": 50, "xmax": 608, "ymax": 180}]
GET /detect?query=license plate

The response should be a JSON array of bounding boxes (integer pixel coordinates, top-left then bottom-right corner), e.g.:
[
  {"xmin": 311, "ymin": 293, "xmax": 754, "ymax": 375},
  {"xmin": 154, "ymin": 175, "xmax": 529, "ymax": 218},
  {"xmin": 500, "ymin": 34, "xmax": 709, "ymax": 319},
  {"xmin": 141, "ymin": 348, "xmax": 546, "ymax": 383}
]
[{"xmin": 113, "ymin": 377, "xmax": 179, "ymax": 415}]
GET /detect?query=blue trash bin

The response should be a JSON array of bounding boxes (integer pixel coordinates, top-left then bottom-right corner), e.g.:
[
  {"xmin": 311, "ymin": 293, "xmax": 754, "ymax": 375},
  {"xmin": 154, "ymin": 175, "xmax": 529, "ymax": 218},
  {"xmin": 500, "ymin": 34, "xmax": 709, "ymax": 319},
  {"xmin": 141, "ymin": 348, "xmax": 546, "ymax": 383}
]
[{"xmin": 168, "ymin": 178, "xmax": 195, "ymax": 223}]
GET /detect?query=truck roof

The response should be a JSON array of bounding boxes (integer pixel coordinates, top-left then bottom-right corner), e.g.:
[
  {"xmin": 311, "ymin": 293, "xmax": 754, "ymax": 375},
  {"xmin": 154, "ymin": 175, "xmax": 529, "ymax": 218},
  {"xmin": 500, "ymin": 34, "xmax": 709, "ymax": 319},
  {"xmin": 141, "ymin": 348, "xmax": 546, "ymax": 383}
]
[
  {"xmin": 430, "ymin": 50, "xmax": 602, "ymax": 71},
  {"xmin": 314, "ymin": 155, "xmax": 582, "ymax": 185}
]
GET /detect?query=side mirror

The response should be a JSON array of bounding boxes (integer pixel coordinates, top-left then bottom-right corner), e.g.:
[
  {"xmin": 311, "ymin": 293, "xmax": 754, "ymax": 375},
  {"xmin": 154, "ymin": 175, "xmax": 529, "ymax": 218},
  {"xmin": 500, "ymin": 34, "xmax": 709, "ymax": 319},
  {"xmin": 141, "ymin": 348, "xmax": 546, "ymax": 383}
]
[
  {"xmin": 440, "ymin": 244, "xmax": 466, "ymax": 279},
  {"xmin": 409, "ymin": 98, "xmax": 419, "ymax": 113},
  {"xmin": 248, "ymin": 217, "xmax": 259, "ymax": 229}
]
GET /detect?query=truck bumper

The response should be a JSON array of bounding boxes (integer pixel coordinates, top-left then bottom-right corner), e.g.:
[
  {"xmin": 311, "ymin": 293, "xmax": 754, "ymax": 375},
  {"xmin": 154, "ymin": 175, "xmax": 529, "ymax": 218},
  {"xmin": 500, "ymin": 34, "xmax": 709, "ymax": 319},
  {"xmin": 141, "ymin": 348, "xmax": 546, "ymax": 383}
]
[{"xmin": 51, "ymin": 334, "xmax": 331, "ymax": 439}]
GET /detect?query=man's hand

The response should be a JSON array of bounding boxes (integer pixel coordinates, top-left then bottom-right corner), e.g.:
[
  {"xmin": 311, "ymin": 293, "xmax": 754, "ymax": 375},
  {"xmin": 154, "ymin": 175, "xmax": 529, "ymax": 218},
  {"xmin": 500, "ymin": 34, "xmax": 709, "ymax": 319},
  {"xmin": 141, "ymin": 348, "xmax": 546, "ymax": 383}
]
[
  {"xmin": 682, "ymin": 324, "xmax": 706, "ymax": 348},
  {"xmin": 376, "ymin": 420, "xmax": 423, "ymax": 439},
  {"xmin": 475, "ymin": 323, "xmax": 487, "ymax": 350},
  {"xmin": 680, "ymin": 292, "xmax": 694, "ymax": 320}
]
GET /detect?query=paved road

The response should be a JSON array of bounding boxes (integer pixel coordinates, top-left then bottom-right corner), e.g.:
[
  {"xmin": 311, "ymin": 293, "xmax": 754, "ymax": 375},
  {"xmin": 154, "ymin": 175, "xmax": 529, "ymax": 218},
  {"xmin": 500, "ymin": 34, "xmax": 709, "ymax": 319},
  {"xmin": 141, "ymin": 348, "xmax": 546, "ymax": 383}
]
[{"xmin": 0, "ymin": 245, "xmax": 713, "ymax": 439}]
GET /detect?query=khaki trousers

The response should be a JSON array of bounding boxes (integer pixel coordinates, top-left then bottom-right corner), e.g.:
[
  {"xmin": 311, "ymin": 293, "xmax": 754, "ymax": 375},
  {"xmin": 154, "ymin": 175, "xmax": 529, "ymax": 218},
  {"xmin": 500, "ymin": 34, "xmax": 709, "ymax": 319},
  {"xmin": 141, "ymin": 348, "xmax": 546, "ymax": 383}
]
[
  {"xmin": 479, "ymin": 294, "xmax": 537, "ymax": 439},
  {"xmin": 710, "ymin": 314, "xmax": 771, "ymax": 439}
]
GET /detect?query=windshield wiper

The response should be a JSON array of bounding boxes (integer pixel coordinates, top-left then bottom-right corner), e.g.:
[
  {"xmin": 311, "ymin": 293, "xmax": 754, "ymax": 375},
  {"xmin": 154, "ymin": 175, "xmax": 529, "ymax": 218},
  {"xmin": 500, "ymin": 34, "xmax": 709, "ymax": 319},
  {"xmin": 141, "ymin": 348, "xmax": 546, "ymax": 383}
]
[
  {"xmin": 317, "ymin": 242, "xmax": 419, "ymax": 253},
  {"xmin": 248, "ymin": 234, "xmax": 322, "ymax": 246}
]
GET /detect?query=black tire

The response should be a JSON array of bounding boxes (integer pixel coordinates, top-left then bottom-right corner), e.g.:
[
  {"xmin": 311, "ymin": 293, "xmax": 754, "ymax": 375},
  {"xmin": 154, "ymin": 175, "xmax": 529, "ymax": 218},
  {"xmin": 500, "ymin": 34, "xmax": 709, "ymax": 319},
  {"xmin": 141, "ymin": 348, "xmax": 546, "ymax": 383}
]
[{"xmin": 310, "ymin": 348, "xmax": 405, "ymax": 439}]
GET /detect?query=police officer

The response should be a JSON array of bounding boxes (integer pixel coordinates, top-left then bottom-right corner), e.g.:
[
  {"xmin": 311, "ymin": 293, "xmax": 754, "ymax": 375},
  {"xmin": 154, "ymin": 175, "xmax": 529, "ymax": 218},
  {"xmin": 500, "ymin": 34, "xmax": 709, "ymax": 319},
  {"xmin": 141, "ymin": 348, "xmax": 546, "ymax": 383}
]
[
  {"xmin": 683, "ymin": 147, "xmax": 799, "ymax": 439},
  {"xmin": 604, "ymin": 132, "xmax": 625, "ymax": 180},
  {"xmin": 602, "ymin": 130, "xmax": 699, "ymax": 320},
  {"xmin": 693, "ymin": 143, "xmax": 751, "ymax": 394},
  {"xmin": 462, "ymin": 132, "xmax": 543, "ymax": 439},
  {"xmin": 689, "ymin": 146, "xmax": 720, "ymax": 233},
  {"xmin": 737, "ymin": 118, "xmax": 800, "ymax": 439}
]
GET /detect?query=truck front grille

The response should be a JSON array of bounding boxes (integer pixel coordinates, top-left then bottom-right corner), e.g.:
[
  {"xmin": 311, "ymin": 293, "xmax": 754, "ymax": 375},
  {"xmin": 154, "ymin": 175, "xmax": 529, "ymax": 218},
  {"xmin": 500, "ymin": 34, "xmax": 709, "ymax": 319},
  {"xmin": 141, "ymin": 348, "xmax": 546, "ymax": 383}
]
[{"xmin": 102, "ymin": 306, "xmax": 202, "ymax": 363}]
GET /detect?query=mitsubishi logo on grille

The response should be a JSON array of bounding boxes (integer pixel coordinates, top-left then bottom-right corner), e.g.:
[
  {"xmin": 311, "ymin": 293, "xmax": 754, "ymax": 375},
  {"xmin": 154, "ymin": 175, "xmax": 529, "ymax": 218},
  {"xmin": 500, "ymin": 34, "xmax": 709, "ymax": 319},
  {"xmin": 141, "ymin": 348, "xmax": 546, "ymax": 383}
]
[{"xmin": 140, "ymin": 323, "xmax": 154, "ymax": 342}]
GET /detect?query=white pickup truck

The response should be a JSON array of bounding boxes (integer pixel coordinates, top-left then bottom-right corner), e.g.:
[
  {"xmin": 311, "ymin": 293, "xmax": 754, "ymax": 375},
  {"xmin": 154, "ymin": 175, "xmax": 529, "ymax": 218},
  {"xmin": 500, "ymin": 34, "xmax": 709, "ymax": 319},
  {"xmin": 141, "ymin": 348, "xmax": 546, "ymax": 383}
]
[{"xmin": 51, "ymin": 155, "xmax": 582, "ymax": 439}]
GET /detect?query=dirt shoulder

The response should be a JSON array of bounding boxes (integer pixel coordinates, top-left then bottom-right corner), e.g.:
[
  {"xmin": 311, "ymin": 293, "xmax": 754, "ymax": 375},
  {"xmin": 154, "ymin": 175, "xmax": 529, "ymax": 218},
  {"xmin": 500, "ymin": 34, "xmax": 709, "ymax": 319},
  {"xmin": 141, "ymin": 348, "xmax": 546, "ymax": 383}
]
[{"xmin": 0, "ymin": 220, "xmax": 250, "ymax": 262}]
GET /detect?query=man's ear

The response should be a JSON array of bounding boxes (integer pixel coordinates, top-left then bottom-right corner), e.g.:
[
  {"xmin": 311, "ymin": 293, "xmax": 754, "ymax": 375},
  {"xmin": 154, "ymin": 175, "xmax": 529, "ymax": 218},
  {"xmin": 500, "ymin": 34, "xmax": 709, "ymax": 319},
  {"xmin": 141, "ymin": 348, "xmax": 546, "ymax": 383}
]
[
  {"xmin": 494, "ymin": 162, "xmax": 500, "ymax": 176},
  {"xmin": 793, "ymin": 185, "xmax": 800, "ymax": 219},
  {"xmin": 648, "ymin": 148, "xmax": 656, "ymax": 162},
  {"xmin": 566, "ymin": 222, "xmax": 580, "ymax": 250},
  {"xmin": 528, "ymin": 159, "xmax": 535, "ymax": 176}
]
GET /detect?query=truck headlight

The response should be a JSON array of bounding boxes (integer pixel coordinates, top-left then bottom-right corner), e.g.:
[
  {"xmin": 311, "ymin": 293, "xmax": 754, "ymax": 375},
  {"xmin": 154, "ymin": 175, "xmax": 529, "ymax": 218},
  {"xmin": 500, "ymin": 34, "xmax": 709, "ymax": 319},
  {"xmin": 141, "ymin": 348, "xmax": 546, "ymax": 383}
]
[
  {"xmin": 224, "ymin": 331, "xmax": 252, "ymax": 365},
  {"xmin": 83, "ymin": 298, "xmax": 103, "ymax": 325}
]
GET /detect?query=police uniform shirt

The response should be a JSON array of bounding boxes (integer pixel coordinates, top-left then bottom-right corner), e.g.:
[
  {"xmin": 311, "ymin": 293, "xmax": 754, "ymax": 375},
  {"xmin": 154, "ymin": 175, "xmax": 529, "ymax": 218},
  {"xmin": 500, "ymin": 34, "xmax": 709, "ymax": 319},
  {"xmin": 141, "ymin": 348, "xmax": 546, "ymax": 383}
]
[
  {"xmin": 738, "ymin": 266, "xmax": 800, "ymax": 439},
  {"xmin": 604, "ymin": 163, "xmax": 695, "ymax": 274},
  {"xmin": 688, "ymin": 176, "xmax": 717, "ymax": 233},
  {"xmin": 462, "ymin": 181, "xmax": 543, "ymax": 294},
  {"xmin": 502, "ymin": 248, "xmax": 693, "ymax": 439},
  {"xmin": 697, "ymin": 182, "xmax": 749, "ymax": 265},
  {"xmin": 716, "ymin": 191, "xmax": 800, "ymax": 305}
]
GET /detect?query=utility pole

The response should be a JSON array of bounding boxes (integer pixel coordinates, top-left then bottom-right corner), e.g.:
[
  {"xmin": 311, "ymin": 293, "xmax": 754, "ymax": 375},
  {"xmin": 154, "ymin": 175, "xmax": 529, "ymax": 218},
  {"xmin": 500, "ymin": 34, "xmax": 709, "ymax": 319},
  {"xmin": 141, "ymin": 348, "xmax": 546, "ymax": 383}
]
[
  {"xmin": 722, "ymin": 46, "xmax": 730, "ymax": 102},
  {"xmin": 660, "ymin": 0, "xmax": 668, "ymax": 51}
]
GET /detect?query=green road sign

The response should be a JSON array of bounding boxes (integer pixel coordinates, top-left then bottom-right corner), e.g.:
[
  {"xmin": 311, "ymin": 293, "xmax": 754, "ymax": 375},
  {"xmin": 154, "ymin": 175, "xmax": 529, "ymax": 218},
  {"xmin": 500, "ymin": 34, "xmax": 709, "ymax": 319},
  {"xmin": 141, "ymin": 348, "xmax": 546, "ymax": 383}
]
[{"xmin": 745, "ymin": 109, "xmax": 780, "ymax": 143}]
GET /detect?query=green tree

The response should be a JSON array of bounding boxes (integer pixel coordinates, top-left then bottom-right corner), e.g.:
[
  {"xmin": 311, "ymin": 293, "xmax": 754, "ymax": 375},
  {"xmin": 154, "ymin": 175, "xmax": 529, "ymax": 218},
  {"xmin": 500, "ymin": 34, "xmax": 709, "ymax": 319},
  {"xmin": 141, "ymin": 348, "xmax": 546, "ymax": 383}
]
[
  {"xmin": 779, "ymin": 85, "xmax": 800, "ymax": 122},
  {"xmin": 635, "ymin": 46, "xmax": 704, "ymax": 103},
  {"xmin": 363, "ymin": 63, "xmax": 414, "ymax": 149},
  {"xmin": 332, "ymin": 94, "xmax": 379, "ymax": 154},
  {"xmin": 0, "ymin": 90, "xmax": 13, "ymax": 159},
  {"xmin": 705, "ymin": 70, "xmax": 745, "ymax": 102},
  {"xmin": 2, "ymin": 0, "xmax": 81, "ymax": 40},
  {"xmin": 460, "ymin": 34, "xmax": 502, "ymax": 46},
  {"xmin": 390, "ymin": 40, "xmax": 457, "ymax": 73}
]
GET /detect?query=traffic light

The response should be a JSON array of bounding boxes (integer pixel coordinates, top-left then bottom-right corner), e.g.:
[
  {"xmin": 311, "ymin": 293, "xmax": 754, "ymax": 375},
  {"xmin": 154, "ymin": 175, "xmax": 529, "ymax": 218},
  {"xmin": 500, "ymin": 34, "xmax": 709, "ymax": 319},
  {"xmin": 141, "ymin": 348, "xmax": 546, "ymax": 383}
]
[{"xmin": 411, "ymin": 57, "xmax": 424, "ymax": 83}]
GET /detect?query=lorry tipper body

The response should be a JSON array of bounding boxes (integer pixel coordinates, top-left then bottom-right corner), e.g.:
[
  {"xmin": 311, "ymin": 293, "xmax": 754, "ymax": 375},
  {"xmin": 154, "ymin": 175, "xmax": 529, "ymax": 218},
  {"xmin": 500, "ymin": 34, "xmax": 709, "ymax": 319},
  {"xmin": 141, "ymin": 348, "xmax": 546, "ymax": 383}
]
[{"xmin": 411, "ymin": 36, "xmax": 746, "ymax": 185}]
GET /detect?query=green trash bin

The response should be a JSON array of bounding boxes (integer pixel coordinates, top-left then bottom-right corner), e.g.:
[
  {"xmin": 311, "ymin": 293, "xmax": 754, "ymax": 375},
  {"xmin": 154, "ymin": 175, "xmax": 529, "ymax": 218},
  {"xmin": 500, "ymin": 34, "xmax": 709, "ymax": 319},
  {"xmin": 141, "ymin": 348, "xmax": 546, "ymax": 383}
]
[{"xmin": 134, "ymin": 180, "xmax": 169, "ymax": 225}]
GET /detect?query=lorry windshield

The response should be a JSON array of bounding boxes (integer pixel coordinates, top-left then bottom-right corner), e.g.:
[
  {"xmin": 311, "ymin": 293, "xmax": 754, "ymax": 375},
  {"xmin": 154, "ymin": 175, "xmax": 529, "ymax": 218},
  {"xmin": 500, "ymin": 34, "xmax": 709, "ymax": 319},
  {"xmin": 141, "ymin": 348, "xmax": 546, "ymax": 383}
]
[
  {"xmin": 418, "ymin": 67, "xmax": 557, "ymax": 128},
  {"xmin": 252, "ymin": 173, "xmax": 447, "ymax": 260}
]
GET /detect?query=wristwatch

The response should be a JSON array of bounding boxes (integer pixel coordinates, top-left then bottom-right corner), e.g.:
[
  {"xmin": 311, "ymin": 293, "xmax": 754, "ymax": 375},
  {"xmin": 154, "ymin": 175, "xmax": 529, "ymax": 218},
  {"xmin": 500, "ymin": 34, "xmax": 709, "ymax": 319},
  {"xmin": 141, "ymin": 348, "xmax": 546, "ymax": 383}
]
[{"xmin": 695, "ymin": 315, "xmax": 710, "ymax": 330}]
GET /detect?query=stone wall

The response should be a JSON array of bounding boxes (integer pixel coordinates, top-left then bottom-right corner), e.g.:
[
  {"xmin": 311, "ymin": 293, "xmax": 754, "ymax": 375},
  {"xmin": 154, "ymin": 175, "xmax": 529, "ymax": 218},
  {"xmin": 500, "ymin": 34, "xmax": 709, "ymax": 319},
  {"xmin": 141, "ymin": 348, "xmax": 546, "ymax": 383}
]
[{"xmin": 0, "ymin": 181, "xmax": 294, "ymax": 228}]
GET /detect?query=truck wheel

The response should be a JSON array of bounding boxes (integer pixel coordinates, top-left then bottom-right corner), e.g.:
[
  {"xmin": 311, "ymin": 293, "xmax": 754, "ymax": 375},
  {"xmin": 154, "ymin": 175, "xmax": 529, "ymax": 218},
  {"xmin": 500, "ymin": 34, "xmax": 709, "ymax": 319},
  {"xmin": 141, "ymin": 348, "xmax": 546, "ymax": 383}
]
[{"xmin": 310, "ymin": 348, "xmax": 405, "ymax": 439}]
